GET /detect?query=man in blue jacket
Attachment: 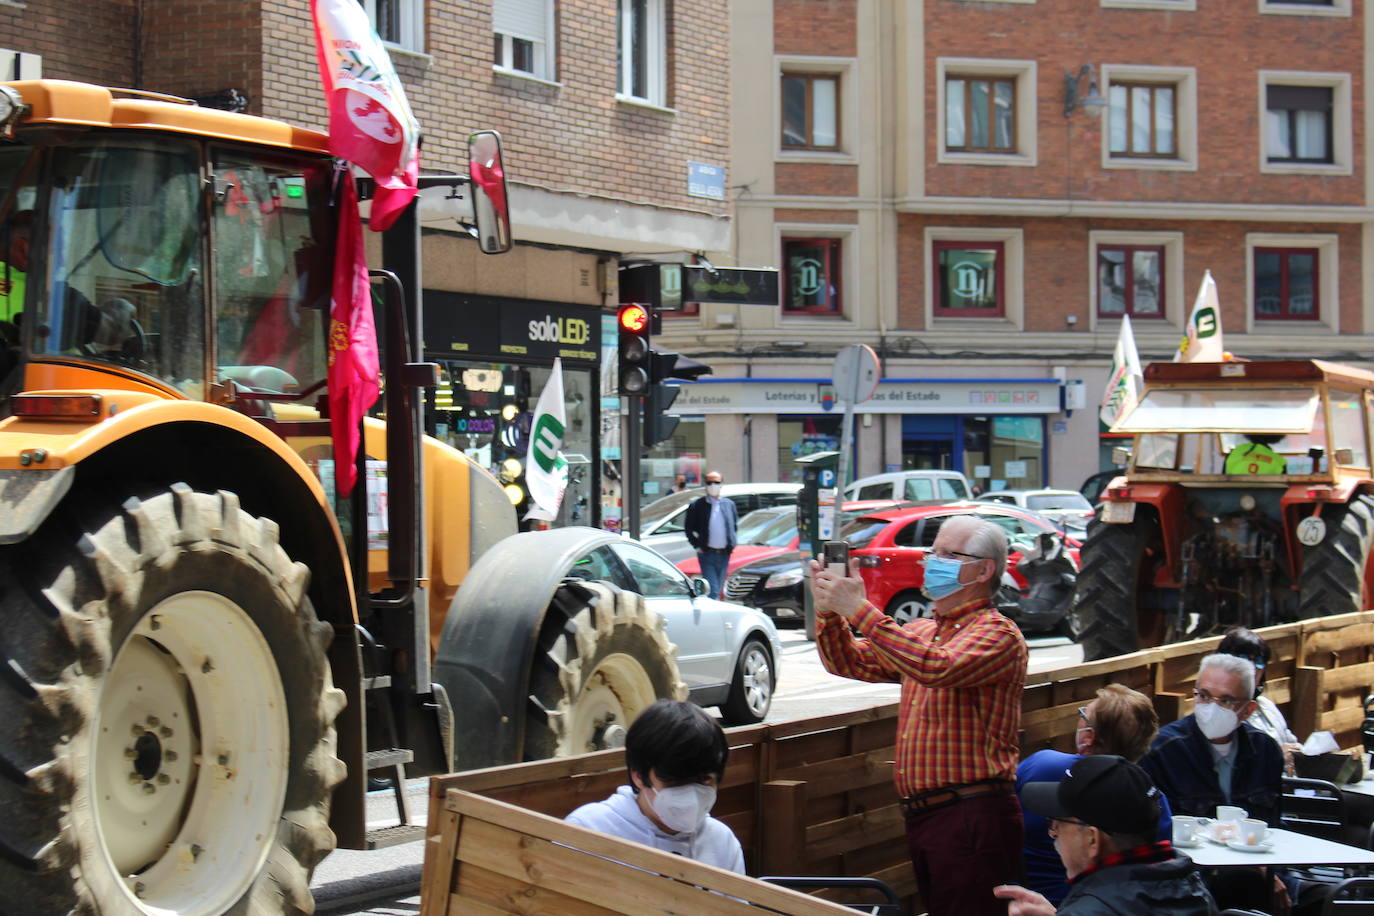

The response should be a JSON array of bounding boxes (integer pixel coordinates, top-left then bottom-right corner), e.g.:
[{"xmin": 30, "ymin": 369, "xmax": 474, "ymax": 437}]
[{"xmin": 683, "ymin": 470, "xmax": 737, "ymax": 599}]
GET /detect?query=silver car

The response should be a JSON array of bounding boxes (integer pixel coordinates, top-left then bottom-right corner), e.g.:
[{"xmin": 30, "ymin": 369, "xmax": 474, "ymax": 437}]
[
  {"xmin": 562, "ymin": 528, "xmax": 783, "ymax": 724},
  {"xmin": 638, "ymin": 482, "xmax": 802, "ymax": 563}
]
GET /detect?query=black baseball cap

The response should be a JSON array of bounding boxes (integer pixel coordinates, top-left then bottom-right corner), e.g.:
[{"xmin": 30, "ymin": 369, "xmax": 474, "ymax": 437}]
[{"xmin": 1021, "ymin": 755, "xmax": 1161, "ymax": 835}]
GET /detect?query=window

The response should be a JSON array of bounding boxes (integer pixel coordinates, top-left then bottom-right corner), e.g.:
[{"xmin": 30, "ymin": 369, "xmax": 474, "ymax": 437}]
[
  {"xmin": 1253, "ymin": 248, "xmax": 1318, "ymax": 320},
  {"xmin": 617, "ymin": 0, "xmax": 666, "ymax": 106},
  {"xmin": 1097, "ymin": 245, "xmax": 1164, "ymax": 318},
  {"xmin": 945, "ymin": 76, "xmax": 1014, "ymax": 153},
  {"xmin": 781, "ymin": 74, "xmax": 839, "ymax": 150},
  {"xmin": 933, "ymin": 241, "xmax": 1004, "ymax": 317},
  {"xmin": 1109, "ymin": 82, "xmax": 1175, "ymax": 157},
  {"xmin": 1260, "ymin": 0, "xmax": 1349, "ymax": 17},
  {"xmin": 783, "ymin": 238, "xmax": 842, "ymax": 314},
  {"xmin": 361, "ymin": 0, "xmax": 423, "ymax": 52},
  {"xmin": 493, "ymin": 0, "xmax": 554, "ymax": 80},
  {"xmin": 1266, "ymin": 85, "xmax": 1331, "ymax": 163},
  {"xmin": 935, "ymin": 59, "xmax": 1037, "ymax": 166}
]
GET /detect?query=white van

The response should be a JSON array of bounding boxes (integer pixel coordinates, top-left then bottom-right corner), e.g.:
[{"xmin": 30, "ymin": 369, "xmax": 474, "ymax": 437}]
[{"xmin": 842, "ymin": 470, "xmax": 972, "ymax": 503}]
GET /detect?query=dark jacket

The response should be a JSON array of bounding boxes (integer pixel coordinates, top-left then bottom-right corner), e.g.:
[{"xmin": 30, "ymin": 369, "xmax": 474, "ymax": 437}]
[
  {"xmin": 683, "ymin": 495, "xmax": 738, "ymax": 551},
  {"xmin": 1059, "ymin": 855, "xmax": 1218, "ymax": 915},
  {"xmin": 1139, "ymin": 715, "xmax": 1283, "ymax": 825}
]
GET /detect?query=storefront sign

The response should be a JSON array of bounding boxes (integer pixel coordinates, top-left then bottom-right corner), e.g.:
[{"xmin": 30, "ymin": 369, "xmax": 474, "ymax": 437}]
[
  {"xmin": 424, "ymin": 291, "xmax": 601, "ymax": 365},
  {"xmin": 669, "ymin": 378, "xmax": 1061, "ymax": 415}
]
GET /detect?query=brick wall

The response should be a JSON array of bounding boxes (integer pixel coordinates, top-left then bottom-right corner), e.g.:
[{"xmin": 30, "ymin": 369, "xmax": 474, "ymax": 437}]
[
  {"xmin": 774, "ymin": 0, "xmax": 856, "ymax": 56},
  {"xmin": 776, "ymin": 162, "xmax": 857, "ymax": 196},
  {"xmin": 0, "ymin": 0, "xmax": 135, "ymax": 86},
  {"xmin": 925, "ymin": 0, "xmax": 1365, "ymax": 205},
  {"xmin": 897, "ymin": 214, "xmax": 1362, "ymax": 334}
]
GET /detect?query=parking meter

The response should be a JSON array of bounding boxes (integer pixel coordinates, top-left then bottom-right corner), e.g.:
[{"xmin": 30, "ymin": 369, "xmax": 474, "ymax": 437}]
[{"xmin": 796, "ymin": 451, "xmax": 840, "ymax": 641}]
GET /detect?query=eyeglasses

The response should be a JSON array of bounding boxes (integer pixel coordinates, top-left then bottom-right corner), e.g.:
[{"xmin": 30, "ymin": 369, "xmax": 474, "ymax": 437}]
[
  {"xmin": 1077, "ymin": 706, "xmax": 1093, "ymax": 728},
  {"xmin": 1192, "ymin": 688, "xmax": 1248, "ymax": 712},
  {"xmin": 930, "ymin": 549, "xmax": 988, "ymax": 562},
  {"xmin": 1048, "ymin": 817, "xmax": 1091, "ymax": 836}
]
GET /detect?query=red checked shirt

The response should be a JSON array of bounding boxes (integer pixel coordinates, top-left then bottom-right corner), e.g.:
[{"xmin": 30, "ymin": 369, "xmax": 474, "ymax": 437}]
[{"xmin": 816, "ymin": 595, "xmax": 1028, "ymax": 798}]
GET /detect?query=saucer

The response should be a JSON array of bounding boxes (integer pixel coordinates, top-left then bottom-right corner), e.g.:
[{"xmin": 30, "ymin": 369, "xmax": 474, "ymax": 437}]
[
  {"xmin": 1226, "ymin": 839, "xmax": 1274, "ymax": 853},
  {"xmin": 1173, "ymin": 837, "xmax": 1202, "ymax": 849}
]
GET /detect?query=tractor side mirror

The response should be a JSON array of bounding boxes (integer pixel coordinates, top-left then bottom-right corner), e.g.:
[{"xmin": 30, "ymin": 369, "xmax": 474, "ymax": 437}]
[
  {"xmin": 1111, "ymin": 446, "xmax": 1132, "ymax": 466},
  {"xmin": 468, "ymin": 130, "xmax": 512, "ymax": 254}
]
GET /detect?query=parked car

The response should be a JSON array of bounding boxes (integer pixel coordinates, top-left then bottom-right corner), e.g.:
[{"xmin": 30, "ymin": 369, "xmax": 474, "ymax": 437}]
[
  {"xmin": 638, "ymin": 482, "xmax": 802, "ymax": 563},
  {"xmin": 842, "ymin": 469, "xmax": 972, "ymax": 503},
  {"xmin": 841, "ymin": 504, "xmax": 1081, "ymax": 632},
  {"xmin": 1079, "ymin": 468, "xmax": 1124, "ymax": 505},
  {"xmin": 677, "ymin": 504, "xmax": 800, "ymax": 579},
  {"xmin": 974, "ymin": 488, "xmax": 1095, "ymax": 534},
  {"xmin": 561, "ymin": 528, "xmax": 783, "ymax": 724}
]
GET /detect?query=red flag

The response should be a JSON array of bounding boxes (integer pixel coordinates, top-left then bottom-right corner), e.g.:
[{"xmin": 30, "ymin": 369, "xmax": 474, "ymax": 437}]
[
  {"xmin": 310, "ymin": 0, "xmax": 420, "ymax": 232},
  {"xmin": 327, "ymin": 173, "xmax": 380, "ymax": 496}
]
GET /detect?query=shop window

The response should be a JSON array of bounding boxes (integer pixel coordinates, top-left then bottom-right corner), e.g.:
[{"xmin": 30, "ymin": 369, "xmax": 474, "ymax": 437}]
[
  {"xmin": 781, "ymin": 73, "xmax": 840, "ymax": 151},
  {"xmin": 933, "ymin": 241, "xmax": 1004, "ymax": 317},
  {"xmin": 963, "ymin": 415, "xmax": 1044, "ymax": 491},
  {"xmin": 494, "ymin": 0, "xmax": 554, "ymax": 80},
  {"xmin": 783, "ymin": 237, "xmax": 842, "ymax": 314},
  {"xmin": 777, "ymin": 416, "xmax": 843, "ymax": 483},
  {"xmin": 1253, "ymin": 248, "xmax": 1318, "ymax": 320},
  {"xmin": 1097, "ymin": 245, "xmax": 1164, "ymax": 318}
]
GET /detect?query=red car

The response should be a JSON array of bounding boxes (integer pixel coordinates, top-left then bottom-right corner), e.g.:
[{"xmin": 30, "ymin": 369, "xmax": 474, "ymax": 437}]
[
  {"xmin": 677, "ymin": 501, "xmax": 900, "ymax": 579},
  {"xmin": 844, "ymin": 503, "xmax": 1080, "ymax": 630}
]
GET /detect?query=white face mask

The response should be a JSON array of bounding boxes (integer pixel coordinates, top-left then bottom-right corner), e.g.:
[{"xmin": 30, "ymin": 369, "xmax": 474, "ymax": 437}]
[
  {"xmin": 650, "ymin": 783, "xmax": 717, "ymax": 834},
  {"xmin": 705, "ymin": 482, "xmax": 722, "ymax": 497},
  {"xmin": 1194, "ymin": 701, "xmax": 1240, "ymax": 740}
]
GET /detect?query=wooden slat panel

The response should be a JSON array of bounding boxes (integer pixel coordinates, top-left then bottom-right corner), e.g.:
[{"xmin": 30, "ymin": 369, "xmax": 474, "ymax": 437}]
[
  {"xmin": 1319, "ymin": 705, "xmax": 1367, "ymax": 735},
  {"xmin": 1306, "ymin": 623, "xmax": 1374, "ymax": 656},
  {"xmin": 419, "ymin": 809, "xmax": 461, "ymax": 916},
  {"xmin": 1320, "ymin": 661, "xmax": 1374, "ymax": 694},
  {"xmin": 760, "ymin": 780, "xmax": 807, "ymax": 876},
  {"xmin": 773, "ymin": 747, "xmax": 894, "ymax": 799},
  {"xmin": 1293, "ymin": 666, "xmax": 1325, "ymax": 739},
  {"xmin": 455, "ymin": 860, "xmax": 616, "ymax": 916},
  {"xmin": 446, "ymin": 790, "xmax": 855, "ymax": 915},
  {"xmin": 803, "ymin": 804, "xmax": 905, "ymax": 861}
]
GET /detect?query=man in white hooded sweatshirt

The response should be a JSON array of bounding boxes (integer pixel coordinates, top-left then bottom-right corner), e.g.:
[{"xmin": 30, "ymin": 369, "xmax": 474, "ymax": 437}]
[{"xmin": 565, "ymin": 699, "xmax": 746, "ymax": 873}]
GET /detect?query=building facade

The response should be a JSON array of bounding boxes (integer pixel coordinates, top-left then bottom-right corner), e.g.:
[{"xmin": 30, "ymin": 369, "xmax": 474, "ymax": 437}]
[
  {"xmin": 648, "ymin": 0, "xmax": 1373, "ymax": 495},
  {"xmin": 0, "ymin": 0, "xmax": 733, "ymax": 529}
]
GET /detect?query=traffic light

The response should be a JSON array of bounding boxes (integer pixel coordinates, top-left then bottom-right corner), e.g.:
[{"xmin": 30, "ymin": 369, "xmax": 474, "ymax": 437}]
[
  {"xmin": 641, "ymin": 347, "xmax": 712, "ymax": 448},
  {"xmin": 617, "ymin": 303, "xmax": 651, "ymax": 395}
]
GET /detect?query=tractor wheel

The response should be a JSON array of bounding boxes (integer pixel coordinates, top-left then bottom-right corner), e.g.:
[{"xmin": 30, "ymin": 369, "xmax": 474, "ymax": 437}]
[
  {"xmin": 720, "ymin": 638, "xmax": 773, "ymax": 726},
  {"xmin": 1070, "ymin": 515, "xmax": 1163, "ymax": 661},
  {"xmin": 1298, "ymin": 494, "xmax": 1374, "ymax": 620},
  {"xmin": 0, "ymin": 484, "xmax": 346, "ymax": 916},
  {"xmin": 524, "ymin": 580, "xmax": 684, "ymax": 760},
  {"xmin": 886, "ymin": 590, "xmax": 933, "ymax": 625}
]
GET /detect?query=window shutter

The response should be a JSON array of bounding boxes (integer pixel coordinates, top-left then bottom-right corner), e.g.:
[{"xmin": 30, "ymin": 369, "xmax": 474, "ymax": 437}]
[
  {"xmin": 1267, "ymin": 85, "xmax": 1331, "ymax": 111},
  {"xmin": 493, "ymin": 0, "xmax": 547, "ymax": 42}
]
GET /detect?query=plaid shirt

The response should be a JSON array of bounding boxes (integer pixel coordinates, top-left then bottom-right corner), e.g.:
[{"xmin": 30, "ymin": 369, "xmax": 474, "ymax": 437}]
[{"xmin": 816, "ymin": 595, "xmax": 1028, "ymax": 797}]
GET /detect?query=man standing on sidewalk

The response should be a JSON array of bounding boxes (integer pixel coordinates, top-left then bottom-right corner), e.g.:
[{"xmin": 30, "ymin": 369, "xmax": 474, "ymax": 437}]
[
  {"xmin": 684, "ymin": 470, "xmax": 737, "ymax": 599},
  {"xmin": 810, "ymin": 514, "xmax": 1029, "ymax": 916}
]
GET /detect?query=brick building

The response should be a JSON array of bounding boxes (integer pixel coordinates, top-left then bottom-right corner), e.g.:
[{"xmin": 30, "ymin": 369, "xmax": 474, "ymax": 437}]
[
  {"xmin": 649, "ymin": 0, "xmax": 1372, "ymax": 494},
  {"xmin": 0, "ymin": 0, "xmax": 732, "ymax": 527}
]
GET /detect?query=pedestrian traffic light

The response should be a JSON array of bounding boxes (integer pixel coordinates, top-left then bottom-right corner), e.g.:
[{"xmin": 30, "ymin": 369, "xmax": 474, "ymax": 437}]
[{"xmin": 617, "ymin": 303, "xmax": 650, "ymax": 395}]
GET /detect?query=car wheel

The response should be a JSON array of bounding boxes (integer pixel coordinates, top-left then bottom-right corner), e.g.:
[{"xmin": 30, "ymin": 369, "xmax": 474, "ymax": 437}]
[
  {"xmin": 720, "ymin": 638, "xmax": 773, "ymax": 725},
  {"xmin": 886, "ymin": 590, "xmax": 932, "ymax": 625}
]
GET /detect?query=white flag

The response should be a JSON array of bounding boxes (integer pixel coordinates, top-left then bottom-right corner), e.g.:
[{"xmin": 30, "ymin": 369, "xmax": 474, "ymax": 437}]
[
  {"xmin": 1175, "ymin": 270, "xmax": 1224, "ymax": 363},
  {"xmin": 524, "ymin": 358, "xmax": 568, "ymax": 522},
  {"xmin": 1100, "ymin": 314, "xmax": 1144, "ymax": 429}
]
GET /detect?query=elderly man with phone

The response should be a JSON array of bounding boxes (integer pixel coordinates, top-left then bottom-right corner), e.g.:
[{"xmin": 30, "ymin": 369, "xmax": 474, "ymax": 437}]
[{"xmin": 809, "ymin": 514, "xmax": 1029, "ymax": 916}]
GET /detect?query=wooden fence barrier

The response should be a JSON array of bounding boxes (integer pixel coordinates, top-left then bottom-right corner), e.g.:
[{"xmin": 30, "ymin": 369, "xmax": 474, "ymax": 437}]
[{"xmin": 423, "ymin": 610, "xmax": 1374, "ymax": 915}]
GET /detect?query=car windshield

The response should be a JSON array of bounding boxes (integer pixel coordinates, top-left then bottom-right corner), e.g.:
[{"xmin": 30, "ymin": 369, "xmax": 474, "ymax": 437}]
[
  {"xmin": 738, "ymin": 508, "xmax": 797, "ymax": 546},
  {"xmin": 839, "ymin": 517, "xmax": 891, "ymax": 548},
  {"xmin": 1027, "ymin": 493, "xmax": 1092, "ymax": 512},
  {"xmin": 640, "ymin": 489, "xmax": 697, "ymax": 531}
]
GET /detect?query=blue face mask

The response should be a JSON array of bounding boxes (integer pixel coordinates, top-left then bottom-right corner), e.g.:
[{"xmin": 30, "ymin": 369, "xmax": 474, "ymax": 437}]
[{"xmin": 922, "ymin": 555, "xmax": 975, "ymax": 600}]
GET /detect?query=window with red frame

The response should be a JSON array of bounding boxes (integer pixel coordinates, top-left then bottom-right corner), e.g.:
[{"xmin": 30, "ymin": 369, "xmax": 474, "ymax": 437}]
[
  {"xmin": 784, "ymin": 238, "xmax": 842, "ymax": 314},
  {"xmin": 1254, "ymin": 247, "xmax": 1318, "ymax": 320},
  {"xmin": 933, "ymin": 241, "xmax": 1003, "ymax": 317},
  {"xmin": 1097, "ymin": 245, "xmax": 1164, "ymax": 318}
]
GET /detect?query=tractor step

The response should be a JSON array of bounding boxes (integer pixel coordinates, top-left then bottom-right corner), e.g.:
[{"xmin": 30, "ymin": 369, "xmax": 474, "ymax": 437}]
[
  {"xmin": 365, "ymin": 823, "xmax": 426, "ymax": 849},
  {"xmin": 365, "ymin": 748, "xmax": 414, "ymax": 771}
]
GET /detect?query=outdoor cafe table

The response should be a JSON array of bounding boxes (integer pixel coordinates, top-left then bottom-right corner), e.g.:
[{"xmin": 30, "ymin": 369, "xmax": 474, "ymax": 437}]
[{"xmin": 1184, "ymin": 827, "xmax": 1374, "ymax": 867}]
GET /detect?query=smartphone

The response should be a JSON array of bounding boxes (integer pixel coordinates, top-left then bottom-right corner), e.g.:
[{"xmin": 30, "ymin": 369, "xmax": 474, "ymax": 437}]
[{"xmin": 822, "ymin": 541, "xmax": 849, "ymax": 576}]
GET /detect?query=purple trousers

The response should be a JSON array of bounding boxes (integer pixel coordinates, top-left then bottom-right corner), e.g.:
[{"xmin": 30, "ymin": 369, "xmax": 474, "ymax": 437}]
[{"xmin": 904, "ymin": 791, "xmax": 1024, "ymax": 916}]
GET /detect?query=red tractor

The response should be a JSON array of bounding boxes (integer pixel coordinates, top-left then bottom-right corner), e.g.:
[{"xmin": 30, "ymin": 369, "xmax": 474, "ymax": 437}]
[{"xmin": 1072, "ymin": 359, "xmax": 1374, "ymax": 660}]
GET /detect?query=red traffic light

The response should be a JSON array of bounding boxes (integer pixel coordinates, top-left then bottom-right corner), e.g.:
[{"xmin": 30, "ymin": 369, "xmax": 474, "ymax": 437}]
[{"xmin": 619, "ymin": 303, "xmax": 649, "ymax": 334}]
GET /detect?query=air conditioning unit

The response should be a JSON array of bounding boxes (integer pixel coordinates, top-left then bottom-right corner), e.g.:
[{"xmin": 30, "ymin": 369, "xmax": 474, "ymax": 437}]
[{"xmin": 0, "ymin": 50, "xmax": 41, "ymax": 81}]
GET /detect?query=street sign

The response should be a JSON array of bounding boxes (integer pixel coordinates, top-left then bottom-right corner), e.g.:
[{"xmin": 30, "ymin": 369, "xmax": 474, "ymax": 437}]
[
  {"xmin": 830, "ymin": 344, "xmax": 880, "ymax": 404},
  {"xmin": 818, "ymin": 468, "xmax": 836, "ymax": 489}
]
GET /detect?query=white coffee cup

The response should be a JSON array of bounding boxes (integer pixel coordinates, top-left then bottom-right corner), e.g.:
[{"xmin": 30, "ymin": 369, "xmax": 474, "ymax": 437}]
[
  {"xmin": 1216, "ymin": 805, "xmax": 1247, "ymax": 824},
  {"xmin": 1172, "ymin": 816, "xmax": 1199, "ymax": 845},
  {"xmin": 1239, "ymin": 818, "xmax": 1268, "ymax": 846}
]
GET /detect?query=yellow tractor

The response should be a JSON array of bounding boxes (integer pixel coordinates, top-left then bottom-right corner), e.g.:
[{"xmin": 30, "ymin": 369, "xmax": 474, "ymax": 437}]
[{"xmin": 0, "ymin": 80, "xmax": 680, "ymax": 914}]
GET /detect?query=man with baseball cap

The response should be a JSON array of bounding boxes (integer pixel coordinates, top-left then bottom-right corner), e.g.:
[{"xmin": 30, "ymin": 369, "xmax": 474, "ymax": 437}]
[{"xmin": 995, "ymin": 756, "xmax": 1217, "ymax": 915}]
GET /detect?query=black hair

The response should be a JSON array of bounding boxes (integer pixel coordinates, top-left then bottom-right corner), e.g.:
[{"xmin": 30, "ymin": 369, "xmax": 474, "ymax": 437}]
[
  {"xmin": 1218, "ymin": 627, "xmax": 1269, "ymax": 696},
  {"xmin": 1245, "ymin": 434, "xmax": 1284, "ymax": 447},
  {"xmin": 625, "ymin": 699, "xmax": 729, "ymax": 791}
]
